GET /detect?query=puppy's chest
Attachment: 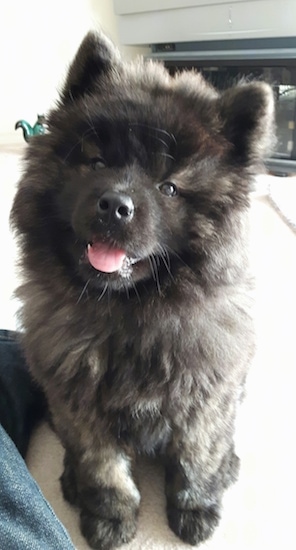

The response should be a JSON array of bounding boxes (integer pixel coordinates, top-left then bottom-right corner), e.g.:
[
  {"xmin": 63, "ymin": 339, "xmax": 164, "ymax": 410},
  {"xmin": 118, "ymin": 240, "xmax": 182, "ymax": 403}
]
[
  {"xmin": 102, "ymin": 328, "xmax": 174, "ymax": 395},
  {"xmin": 100, "ymin": 372, "xmax": 172, "ymax": 455},
  {"xmin": 96, "ymin": 335, "xmax": 178, "ymax": 453}
]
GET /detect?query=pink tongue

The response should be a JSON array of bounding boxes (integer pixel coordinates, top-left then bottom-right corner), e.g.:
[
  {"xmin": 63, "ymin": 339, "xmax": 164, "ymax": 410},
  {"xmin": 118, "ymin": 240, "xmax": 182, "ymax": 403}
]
[{"xmin": 87, "ymin": 243, "xmax": 126, "ymax": 273}]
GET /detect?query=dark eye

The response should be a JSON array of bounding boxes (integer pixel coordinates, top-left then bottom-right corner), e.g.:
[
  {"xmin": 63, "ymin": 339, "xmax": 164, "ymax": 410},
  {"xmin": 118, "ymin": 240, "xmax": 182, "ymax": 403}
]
[
  {"xmin": 90, "ymin": 157, "xmax": 106, "ymax": 170},
  {"xmin": 158, "ymin": 181, "xmax": 178, "ymax": 197}
]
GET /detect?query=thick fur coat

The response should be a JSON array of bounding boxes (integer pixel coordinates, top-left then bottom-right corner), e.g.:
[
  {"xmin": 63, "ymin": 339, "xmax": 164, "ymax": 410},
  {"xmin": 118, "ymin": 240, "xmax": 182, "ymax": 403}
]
[{"xmin": 11, "ymin": 31, "xmax": 275, "ymax": 549}]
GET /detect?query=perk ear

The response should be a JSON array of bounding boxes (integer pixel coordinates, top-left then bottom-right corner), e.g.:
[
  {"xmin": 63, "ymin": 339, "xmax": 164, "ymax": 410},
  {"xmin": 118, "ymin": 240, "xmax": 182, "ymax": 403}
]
[
  {"xmin": 220, "ymin": 81, "xmax": 276, "ymax": 165},
  {"xmin": 61, "ymin": 31, "xmax": 121, "ymax": 103}
]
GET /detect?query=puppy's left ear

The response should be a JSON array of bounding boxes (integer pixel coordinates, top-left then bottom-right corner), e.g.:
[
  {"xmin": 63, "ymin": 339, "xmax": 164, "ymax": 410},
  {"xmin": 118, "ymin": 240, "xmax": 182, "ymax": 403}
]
[
  {"xmin": 61, "ymin": 31, "xmax": 120, "ymax": 103},
  {"xmin": 220, "ymin": 81, "xmax": 276, "ymax": 165}
]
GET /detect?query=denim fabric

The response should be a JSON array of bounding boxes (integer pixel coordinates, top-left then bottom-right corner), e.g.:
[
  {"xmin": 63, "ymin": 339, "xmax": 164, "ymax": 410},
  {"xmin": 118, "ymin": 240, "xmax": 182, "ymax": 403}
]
[
  {"xmin": 0, "ymin": 424, "xmax": 75, "ymax": 549},
  {"xmin": 0, "ymin": 329, "xmax": 45, "ymax": 457},
  {"xmin": 0, "ymin": 330, "xmax": 75, "ymax": 549}
]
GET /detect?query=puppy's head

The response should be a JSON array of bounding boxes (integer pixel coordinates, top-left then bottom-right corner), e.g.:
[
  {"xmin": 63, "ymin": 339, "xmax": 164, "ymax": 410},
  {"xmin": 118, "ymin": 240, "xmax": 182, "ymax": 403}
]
[{"xmin": 12, "ymin": 32, "xmax": 275, "ymax": 293}]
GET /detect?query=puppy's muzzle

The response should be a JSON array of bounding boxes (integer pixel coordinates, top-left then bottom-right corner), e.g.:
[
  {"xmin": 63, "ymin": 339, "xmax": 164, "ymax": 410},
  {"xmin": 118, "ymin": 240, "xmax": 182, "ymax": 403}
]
[{"xmin": 97, "ymin": 191, "xmax": 134, "ymax": 226}]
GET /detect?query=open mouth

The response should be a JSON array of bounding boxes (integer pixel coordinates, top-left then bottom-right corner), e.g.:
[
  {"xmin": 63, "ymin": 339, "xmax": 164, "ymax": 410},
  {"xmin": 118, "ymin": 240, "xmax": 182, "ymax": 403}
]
[{"xmin": 86, "ymin": 241, "xmax": 140, "ymax": 277}]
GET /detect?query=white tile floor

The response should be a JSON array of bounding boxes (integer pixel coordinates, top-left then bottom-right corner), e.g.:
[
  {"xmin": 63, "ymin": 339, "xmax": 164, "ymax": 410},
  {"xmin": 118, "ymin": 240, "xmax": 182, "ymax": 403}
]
[{"xmin": 1, "ymin": 149, "xmax": 296, "ymax": 549}]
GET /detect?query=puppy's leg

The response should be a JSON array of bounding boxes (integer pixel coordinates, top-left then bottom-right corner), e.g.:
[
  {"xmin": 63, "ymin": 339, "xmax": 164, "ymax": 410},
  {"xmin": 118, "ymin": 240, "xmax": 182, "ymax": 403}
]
[
  {"xmin": 165, "ymin": 402, "xmax": 239, "ymax": 546},
  {"xmin": 35, "ymin": 338, "xmax": 141, "ymax": 550},
  {"xmin": 52, "ymin": 411, "xmax": 140, "ymax": 550},
  {"xmin": 60, "ymin": 450, "xmax": 79, "ymax": 506},
  {"xmin": 77, "ymin": 444, "xmax": 140, "ymax": 550}
]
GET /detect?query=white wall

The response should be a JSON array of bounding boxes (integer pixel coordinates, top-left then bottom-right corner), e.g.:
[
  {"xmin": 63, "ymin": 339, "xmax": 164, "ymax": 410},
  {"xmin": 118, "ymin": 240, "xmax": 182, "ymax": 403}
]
[{"xmin": 0, "ymin": 0, "xmax": 148, "ymax": 144}]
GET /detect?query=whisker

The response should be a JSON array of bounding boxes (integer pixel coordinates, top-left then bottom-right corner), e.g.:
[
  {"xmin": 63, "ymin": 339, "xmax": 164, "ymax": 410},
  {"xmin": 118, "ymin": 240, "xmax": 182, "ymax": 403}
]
[
  {"xmin": 163, "ymin": 245, "xmax": 171, "ymax": 269},
  {"xmin": 97, "ymin": 281, "xmax": 108, "ymax": 302},
  {"xmin": 76, "ymin": 279, "xmax": 90, "ymax": 304},
  {"xmin": 124, "ymin": 280, "xmax": 130, "ymax": 300},
  {"xmin": 107, "ymin": 283, "xmax": 112, "ymax": 316},
  {"xmin": 68, "ymin": 89, "xmax": 75, "ymax": 103},
  {"xmin": 148, "ymin": 255, "xmax": 156, "ymax": 282},
  {"xmin": 149, "ymin": 254, "xmax": 162, "ymax": 296},
  {"xmin": 130, "ymin": 279, "xmax": 141, "ymax": 304},
  {"xmin": 165, "ymin": 245, "xmax": 198, "ymax": 279},
  {"xmin": 82, "ymin": 98, "xmax": 100, "ymax": 141},
  {"xmin": 145, "ymin": 133, "xmax": 171, "ymax": 150},
  {"xmin": 151, "ymin": 152, "xmax": 176, "ymax": 161},
  {"xmin": 129, "ymin": 123, "xmax": 177, "ymax": 145},
  {"xmin": 63, "ymin": 128, "xmax": 95, "ymax": 162},
  {"xmin": 157, "ymin": 245, "xmax": 175, "ymax": 282}
]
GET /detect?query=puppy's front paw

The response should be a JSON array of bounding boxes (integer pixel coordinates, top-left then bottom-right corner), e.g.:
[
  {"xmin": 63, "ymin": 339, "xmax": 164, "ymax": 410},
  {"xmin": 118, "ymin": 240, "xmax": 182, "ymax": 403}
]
[
  {"xmin": 167, "ymin": 504, "xmax": 220, "ymax": 546},
  {"xmin": 80, "ymin": 509, "xmax": 138, "ymax": 550}
]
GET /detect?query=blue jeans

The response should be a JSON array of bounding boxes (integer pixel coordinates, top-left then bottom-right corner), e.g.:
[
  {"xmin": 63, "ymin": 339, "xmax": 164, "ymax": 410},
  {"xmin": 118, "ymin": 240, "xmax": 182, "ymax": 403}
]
[{"xmin": 0, "ymin": 330, "xmax": 75, "ymax": 549}]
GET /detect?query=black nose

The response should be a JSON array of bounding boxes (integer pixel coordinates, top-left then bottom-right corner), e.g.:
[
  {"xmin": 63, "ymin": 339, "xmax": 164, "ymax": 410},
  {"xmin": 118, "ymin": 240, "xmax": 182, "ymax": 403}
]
[{"xmin": 97, "ymin": 191, "xmax": 134, "ymax": 224}]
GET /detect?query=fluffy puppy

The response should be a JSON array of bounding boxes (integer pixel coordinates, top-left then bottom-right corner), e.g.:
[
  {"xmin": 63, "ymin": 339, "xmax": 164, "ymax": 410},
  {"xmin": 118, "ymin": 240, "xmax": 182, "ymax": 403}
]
[{"xmin": 11, "ymin": 31, "xmax": 275, "ymax": 549}]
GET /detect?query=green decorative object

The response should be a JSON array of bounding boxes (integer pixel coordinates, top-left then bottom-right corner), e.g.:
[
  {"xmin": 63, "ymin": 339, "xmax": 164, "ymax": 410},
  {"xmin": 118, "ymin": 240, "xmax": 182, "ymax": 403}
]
[{"xmin": 15, "ymin": 114, "xmax": 47, "ymax": 142}]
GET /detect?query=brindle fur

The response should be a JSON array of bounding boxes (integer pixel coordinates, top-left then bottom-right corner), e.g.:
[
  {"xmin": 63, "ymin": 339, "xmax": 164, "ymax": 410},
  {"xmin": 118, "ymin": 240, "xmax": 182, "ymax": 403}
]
[{"xmin": 11, "ymin": 31, "xmax": 275, "ymax": 549}]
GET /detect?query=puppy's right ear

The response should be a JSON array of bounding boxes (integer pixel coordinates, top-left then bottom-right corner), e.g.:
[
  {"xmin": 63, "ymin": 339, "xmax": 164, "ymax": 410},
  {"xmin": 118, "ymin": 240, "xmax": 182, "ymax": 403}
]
[{"xmin": 60, "ymin": 31, "xmax": 120, "ymax": 103}]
